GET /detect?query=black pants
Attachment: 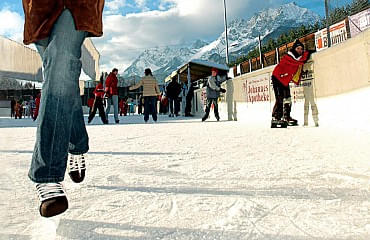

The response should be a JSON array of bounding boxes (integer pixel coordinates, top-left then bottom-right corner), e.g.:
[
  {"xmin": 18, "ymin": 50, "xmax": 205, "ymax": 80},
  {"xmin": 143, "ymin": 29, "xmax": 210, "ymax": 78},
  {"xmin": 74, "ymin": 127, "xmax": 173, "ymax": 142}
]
[
  {"xmin": 185, "ymin": 93, "xmax": 193, "ymax": 115},
  {"xmin": 203, "ymin": 98, "xmax": 219, "ymax": 118},
  {"xmin": 272, "ymin": 76, "xmax": 291, "ymax": 120},
  {"xmin": 88, "ymin": 97, "xmax": 108, "ymax": 124},
  {"xmin": 169, "ymin": 97, "xmax": 180, "ymax": 115},
  {"xmin": 144, "ymin": 96, "xmax": 157, "ymax": 122}
]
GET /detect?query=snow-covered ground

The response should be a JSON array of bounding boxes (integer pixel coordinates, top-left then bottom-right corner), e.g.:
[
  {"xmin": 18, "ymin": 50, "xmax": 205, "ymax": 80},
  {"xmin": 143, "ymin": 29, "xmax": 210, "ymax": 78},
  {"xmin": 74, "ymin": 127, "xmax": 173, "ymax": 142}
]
[{"xmin": 1, "ymin": 87, "xmax": 369, "ymax": 240}]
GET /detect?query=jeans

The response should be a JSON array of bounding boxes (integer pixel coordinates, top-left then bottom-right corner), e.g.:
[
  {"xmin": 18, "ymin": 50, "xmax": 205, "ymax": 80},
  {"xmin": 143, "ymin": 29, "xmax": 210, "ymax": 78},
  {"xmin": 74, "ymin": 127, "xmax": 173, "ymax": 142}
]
[
  {"xmin": 105, "ymin": 95, "xmax": 119, "ymax": 121},
  {"xmin": 29, "ymin": 10, "xmax": 89, "ymax": 183},
  {"xmin": 144, "ymin": 96, "xmax": 157, "ymax": 122}
]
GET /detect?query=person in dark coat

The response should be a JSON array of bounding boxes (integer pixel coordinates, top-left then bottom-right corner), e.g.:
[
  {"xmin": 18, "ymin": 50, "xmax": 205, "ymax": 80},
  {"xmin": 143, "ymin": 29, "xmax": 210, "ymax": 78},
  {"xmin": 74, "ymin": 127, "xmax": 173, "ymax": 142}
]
[
  {"xmin": 202, "ymin": 68, "xmax": 226, "ymax": 122},
  {"xmin": 23, "ymin": 0, "xmax": 104, "ymax": 218},
  {"xmin": 271, "ymin": 39, "xmax": 310, "ymax": 126},
  {"xmin": 10, "ymin": 99, "xmax": 16, "ymax": 118},
  {"xmin": 88, "ymin": 75, "xmax": 108, "ymax": 124},
  {"xmin": 166, "ymin": 78, "xmax": 182, "ymax": 117}
]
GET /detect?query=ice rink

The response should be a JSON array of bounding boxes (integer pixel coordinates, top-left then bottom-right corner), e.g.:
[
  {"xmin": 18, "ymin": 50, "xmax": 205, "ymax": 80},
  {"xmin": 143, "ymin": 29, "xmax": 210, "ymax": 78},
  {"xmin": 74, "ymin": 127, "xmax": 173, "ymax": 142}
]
[{"xmin": 1, "ymin": 87, "xmax": 369, "ymax": 240}]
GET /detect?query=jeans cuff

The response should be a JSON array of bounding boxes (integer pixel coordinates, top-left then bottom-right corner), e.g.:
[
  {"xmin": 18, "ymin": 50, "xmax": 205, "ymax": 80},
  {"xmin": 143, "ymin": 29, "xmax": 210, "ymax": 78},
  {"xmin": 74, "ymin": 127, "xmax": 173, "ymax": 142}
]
[
  {"xmin": 69, "ymin": 149, "xmax": 88, "ymax": 155},
  {"xmin": 28, "ymin": 173, "xmax": 65, "ymax": 183}
]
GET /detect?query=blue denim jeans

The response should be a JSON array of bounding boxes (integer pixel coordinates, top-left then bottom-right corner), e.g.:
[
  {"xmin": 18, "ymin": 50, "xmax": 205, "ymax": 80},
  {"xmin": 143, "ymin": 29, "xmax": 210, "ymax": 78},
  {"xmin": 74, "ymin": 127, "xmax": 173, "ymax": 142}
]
[
  {"xmin": 144, "ymin": 96, "xmax": 157, "ymax": 122},
  {"xmin": 105, "ymin": 95, "xmax": 119, "ymax": 121},
  {"xmin": 29, "ymin": 9, "xmax": 89, "ymax": 183}
]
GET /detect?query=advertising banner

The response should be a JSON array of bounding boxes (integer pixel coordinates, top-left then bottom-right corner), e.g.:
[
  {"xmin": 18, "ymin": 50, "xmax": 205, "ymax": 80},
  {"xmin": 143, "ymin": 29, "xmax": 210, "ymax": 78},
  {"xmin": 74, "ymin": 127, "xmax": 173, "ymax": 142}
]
[
  {"xmin": 290, "ymin": 61, "xmax": 314, "ymax": 104},
  {"xmin": 349, "ymin": 8, "xmax": 370, "ymax": 37},
  {"xmin": 315, "ymin": 20, "xmax": 348, "ymax": 51},
  {"xmin": 244, "ymin": 73, "xmax": 271, "ymax": 104}
]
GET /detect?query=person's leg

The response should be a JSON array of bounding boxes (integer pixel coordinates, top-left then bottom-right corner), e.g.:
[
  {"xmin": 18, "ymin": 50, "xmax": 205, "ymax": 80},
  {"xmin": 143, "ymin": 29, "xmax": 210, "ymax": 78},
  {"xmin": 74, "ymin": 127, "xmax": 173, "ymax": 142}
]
[
  {"xmin": 96, "ymin": 98, "xmax": 108, "ymax": 124},
  {"xmin": 169, "ymin": 98, "xmax": 174, "ymax": 116},
  {"xmin": 151, "ymin": 97, "xmax": 158, "ymax": 121},
  {"xmin": 272, "ymin": 77, "xmax": 284, "ymax": 120},
  {"xmin": 29, "ymin": 9, "xmax": 88, "ymax": 183},
  {"xmin": 112, "ymin": 95, "xmax": 119, "ymax": 122},
  {"xmin": 143, "ymin": 97, "xmax": 150, "ymax": 122},
  {"xmin": 213, "ymin": 99, "xmax": 220, "ymax": 121},
  {"xmin": 88, "ymin": 99, "xmax": 98, "ymax": 123},
  {"xmin": 202, "ymin": 99, "xmax": 212, "ymax": 121},
  {"xmin": 105, "ymin": 97, "xmax": 112, "ymax": 121}
]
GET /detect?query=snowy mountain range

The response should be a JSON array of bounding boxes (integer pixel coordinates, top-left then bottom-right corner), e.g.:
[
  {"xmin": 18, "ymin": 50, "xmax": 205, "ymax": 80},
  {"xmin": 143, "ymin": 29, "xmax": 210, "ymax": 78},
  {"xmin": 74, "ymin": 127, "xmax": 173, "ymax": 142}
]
[{"xmin": 122, "ymin": 2, "xmax": 320, "ymax": 82}]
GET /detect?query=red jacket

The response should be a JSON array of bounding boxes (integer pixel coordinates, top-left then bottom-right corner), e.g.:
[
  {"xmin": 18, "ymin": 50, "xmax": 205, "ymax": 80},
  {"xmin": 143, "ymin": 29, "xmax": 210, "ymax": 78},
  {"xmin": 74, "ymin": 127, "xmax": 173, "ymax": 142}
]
[
  {"xmin": 272, "ymin": 51, "xmax": 310, "ymax": 86},
  {"xmin": 93, "ymin": 83, "xmax": 105, "ymax": 98},
  {"xmin": 105, "ymin": 73, "xmax": 118, "ymax": 96}
]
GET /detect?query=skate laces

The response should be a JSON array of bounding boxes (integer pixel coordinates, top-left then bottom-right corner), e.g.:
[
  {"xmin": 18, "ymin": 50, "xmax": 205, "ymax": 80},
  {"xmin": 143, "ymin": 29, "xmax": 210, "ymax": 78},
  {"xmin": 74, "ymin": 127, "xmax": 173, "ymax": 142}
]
[
  {"xmin": 36, "ymin": 183, "xmax": 66, "ymax": 202},
  {"xmin": 68, "ymin": 154, "xmax": 86, "ymax": 172}
]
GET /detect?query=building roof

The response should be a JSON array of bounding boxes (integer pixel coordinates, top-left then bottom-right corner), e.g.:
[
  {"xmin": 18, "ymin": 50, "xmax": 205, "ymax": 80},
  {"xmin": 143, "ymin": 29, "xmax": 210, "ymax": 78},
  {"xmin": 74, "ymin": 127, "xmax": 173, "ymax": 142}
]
[{"xmin": 165, "ymin": 59, "xmax": 229, "ymax": 83}]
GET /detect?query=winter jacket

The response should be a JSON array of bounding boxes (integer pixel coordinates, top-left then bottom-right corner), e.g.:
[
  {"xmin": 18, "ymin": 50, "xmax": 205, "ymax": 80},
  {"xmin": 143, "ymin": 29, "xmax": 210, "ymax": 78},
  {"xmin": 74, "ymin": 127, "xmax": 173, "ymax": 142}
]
[
  {"xmin": 22, "ymin": 0, "xmax": 105, "ymax": 44},
  {"xmin": 93, "ymin": 83, "xmax": 105, "ymax": 98},
  {"xmin": 129, "ymin": 75, "xmax": 160, "ymax": 97},
  {"xmin": 272, "ymin": 51, "xmax": 310, "ymax": 87},
  {"xmin": 166, "ymin": 81, "xmax": 181, "ymax": 99},
  {"xmin": 206, "ymin": 75, "xmax": 222, "ymax": 99},
  {"xmin": 105, "ymin": 73, "xmax": 118, "ymax": 96}
]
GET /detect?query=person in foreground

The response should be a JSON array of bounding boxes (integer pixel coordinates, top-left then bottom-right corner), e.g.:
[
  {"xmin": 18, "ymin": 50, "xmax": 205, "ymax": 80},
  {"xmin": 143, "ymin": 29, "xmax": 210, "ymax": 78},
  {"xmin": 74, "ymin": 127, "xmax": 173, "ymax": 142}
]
[
  {"xmin": 22, "ymin": 0, "xmax": 104, "ymax": 217},
  {"xmin": 271, "ymin": 39, "xmax": 311, "ymax": 128}
]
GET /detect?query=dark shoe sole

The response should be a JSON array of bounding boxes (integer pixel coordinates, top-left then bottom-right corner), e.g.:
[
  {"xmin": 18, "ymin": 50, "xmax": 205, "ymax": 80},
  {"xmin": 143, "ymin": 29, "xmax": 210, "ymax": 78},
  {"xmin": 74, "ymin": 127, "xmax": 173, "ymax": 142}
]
[
  {"xmin": 69, "ymin": 170, "xmax": 85, "ymax": 183},
  {"xmin": 39, "ymin": 196, "xmax": 68, "ymax": 218}
]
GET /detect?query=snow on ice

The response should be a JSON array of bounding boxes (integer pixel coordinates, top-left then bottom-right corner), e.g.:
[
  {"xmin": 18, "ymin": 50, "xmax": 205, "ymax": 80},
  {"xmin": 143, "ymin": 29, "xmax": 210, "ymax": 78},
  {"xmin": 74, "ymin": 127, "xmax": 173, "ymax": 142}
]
[{"xmin": 0, "ymin": 87, "xmax": 369, "ymax": 239}]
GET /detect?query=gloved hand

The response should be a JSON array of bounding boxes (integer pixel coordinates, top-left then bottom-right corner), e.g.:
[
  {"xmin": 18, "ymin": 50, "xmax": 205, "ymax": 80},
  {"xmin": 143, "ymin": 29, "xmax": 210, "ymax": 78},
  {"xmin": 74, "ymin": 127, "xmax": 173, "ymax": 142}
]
[{"xmin": 220, "ymin": 88, "xmax": 226, "ymax": 93}]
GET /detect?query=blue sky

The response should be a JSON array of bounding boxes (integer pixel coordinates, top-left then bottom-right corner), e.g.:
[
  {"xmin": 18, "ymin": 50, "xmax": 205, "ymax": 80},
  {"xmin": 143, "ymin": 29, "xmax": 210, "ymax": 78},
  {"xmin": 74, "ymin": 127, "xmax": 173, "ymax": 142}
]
[{"xmin": 0, "ymin": 0, "xmax": 354, "ymax": 71}]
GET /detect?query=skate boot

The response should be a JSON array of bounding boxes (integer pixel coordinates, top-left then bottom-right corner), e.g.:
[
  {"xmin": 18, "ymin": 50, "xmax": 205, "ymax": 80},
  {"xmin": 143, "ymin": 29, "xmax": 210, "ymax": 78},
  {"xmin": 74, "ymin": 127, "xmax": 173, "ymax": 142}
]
[
  {"xmin": 36, "ymin": 183, "xmax": 68, "ymax": 217},
  {"xmin": 202, "ymin": 114, "xmax": 209, "ymax": 122},
  {"xmin": 283, "ymin": 103, "xmax": 298, "ymax": 126},
  {"xmin": 286, "ymin": 116, "xmax": 298, "ymax": 126},
  {"xmin": 68, "ymin": 154, "xmax": 86, "ymax": 183},
  {"xmin": 271, "ymin": 117, "xmax": 287, "ymax": 128}
]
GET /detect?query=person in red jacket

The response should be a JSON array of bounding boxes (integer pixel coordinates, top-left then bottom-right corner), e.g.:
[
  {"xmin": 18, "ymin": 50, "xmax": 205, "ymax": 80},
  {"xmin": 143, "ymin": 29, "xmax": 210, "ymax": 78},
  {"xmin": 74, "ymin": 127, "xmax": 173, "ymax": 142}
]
[
  {"xmin": 105, "ymin": 68, "xmax": 119, "ymax": 124},
  {"xmin": 33, "ymin": 92, "xmax": 41, "ymax": 121},
  {"xmin": 271, "ymin": 39, "xmax": 310, "ymax": 127},
  {"xmin": 88, "ymin": 75, "xmax": 108, "ymax": 124}
]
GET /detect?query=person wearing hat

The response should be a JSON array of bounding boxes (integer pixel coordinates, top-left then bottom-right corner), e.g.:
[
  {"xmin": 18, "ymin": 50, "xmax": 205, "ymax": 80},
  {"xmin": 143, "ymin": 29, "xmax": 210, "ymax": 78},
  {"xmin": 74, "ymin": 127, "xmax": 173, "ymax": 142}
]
[
  {"xmin": 202, "ymin": 68, "xmax": 226, "ymax": 122},
  {"xmin": 271, "ymin": 39, "xmax": 311, "ymax": 127}
]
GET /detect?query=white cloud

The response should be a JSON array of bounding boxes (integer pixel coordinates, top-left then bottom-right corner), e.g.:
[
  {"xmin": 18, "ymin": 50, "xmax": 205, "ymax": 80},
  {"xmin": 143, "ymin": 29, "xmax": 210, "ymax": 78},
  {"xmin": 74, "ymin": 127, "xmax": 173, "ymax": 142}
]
[
  {"xmin": 0, "ymin": 9, "xmax": 24, "ymax": 42},
  {"xmin": 106, "ymin": 0, "xmax": 127, "ymax": 11}
]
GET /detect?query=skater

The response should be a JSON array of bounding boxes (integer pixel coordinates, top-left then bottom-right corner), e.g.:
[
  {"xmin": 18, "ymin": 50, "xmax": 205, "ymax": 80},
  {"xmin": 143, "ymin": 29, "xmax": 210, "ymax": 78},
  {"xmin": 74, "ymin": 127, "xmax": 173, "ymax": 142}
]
[
  {"xmin": 14, "ymin": 100, "xmax": 22, "ymax": 119},
  {"xmin": 23, "ymin": 0, "xmax": 104, "ymax": 217},
  {"xmin": 166, "ymin": 78, "xmax": 182, "ymax": 117},
  {"xmin": 88, "ymin": 75, "xmax": 108, "ymax": 124},
  {"xmin": 105, "ymin": 68, "xmax": 120, "ymax": 124},
  {"xmin": 10, "ymin": 99, "xmax": 15, "ymax": 118},
  {"xmin": 202, "ymin": 68, "xmax": 226, "ymax": 122},
  {"xmin": 29, "ymin": 96, "xmax": 36, "ymax": 119},
  {"xmin": 33, "ymin": 92, "xmax": 41, "ymax": 121},
  {"xmin": 129, "ymin": 68, "xmax": 160, "ymax": 123},
  {"xmin": 271, "ymin": 39, "xmax": 310, "ymax": 127}
]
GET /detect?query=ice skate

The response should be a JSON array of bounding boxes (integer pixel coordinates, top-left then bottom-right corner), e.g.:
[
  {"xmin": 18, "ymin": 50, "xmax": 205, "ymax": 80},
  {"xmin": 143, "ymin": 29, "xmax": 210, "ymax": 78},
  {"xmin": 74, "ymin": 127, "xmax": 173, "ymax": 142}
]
[
  {"xmin": 36, "ymin": 183, "xmax": 68, "ymax": 217},
  {"xmin": 286, "ymin": 117, "xmax": 298, "ymax": 126},
  {"xmin": 271, "ymin": 117, "xmax": 287, "ymax": 128},
  {"xmin": 68, "ymin": 154, "xmax": 86, "ymax": 183}
]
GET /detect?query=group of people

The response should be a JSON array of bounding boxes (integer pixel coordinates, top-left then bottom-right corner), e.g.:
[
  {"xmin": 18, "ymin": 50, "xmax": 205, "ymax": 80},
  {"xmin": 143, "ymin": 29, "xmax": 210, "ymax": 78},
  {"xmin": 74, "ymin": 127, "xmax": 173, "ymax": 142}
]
[
  {"xmin": 20, "ymin": 0, "xmax": 316, "ymax": 220},
  {"xmin": 10, "ymin": 94, "xmax": 41, "ymax": 120}
]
